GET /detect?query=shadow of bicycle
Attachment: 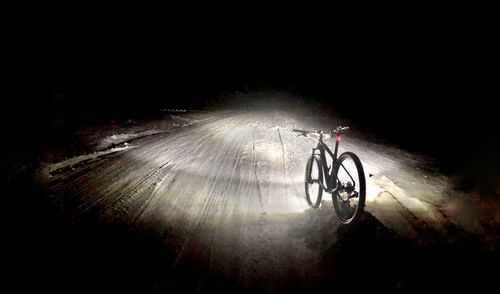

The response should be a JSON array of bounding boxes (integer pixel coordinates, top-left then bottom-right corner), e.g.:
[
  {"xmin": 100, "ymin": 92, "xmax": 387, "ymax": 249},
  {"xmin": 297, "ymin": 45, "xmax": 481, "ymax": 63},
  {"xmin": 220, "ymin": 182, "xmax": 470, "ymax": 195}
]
[{"xmin": 288, "ymin": 199, "xmax": 497, "ymax": 290}]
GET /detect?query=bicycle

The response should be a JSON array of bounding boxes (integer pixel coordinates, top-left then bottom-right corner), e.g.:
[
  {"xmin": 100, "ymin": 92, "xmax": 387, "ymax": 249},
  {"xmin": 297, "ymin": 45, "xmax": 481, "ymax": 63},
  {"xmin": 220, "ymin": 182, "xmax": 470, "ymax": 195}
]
[{"xmin": 293, "ymin": 126, "xmax": 366, "ymax": 224}]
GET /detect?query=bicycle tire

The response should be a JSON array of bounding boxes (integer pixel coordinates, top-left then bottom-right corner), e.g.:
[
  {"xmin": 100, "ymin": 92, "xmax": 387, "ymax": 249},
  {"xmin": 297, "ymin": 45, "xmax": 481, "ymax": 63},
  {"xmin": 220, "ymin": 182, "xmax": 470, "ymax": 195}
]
[
  {"xmin": 305, "ymin": 155, "xmax": 323, "ymax": 208},
  {"xmin": 332, "ymin": 152, "xmax": 366, "ymax": 224}
]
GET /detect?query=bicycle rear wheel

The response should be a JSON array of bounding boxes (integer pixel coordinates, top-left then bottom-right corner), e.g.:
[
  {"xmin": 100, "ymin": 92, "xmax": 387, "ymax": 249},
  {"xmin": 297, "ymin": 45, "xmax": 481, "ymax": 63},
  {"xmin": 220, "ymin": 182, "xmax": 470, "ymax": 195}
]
[
  {"xmin": 305, "ymin": 155, "xmax": 323, "ymax": 208},
  {"xmin": 332, "ymin": 152, "xmax": 366, "ymax": 224}
]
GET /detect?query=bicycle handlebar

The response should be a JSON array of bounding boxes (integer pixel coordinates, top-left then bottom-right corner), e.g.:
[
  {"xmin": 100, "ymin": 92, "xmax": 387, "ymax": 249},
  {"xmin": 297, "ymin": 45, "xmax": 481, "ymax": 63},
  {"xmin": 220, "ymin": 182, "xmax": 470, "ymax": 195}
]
[
  {"xmin": 333, "ymin": 126, "xmax": 350, "ymax": 135},
  {"xmin": 293, "ymin": 126, "xmax": 350, "ymax": 137}
]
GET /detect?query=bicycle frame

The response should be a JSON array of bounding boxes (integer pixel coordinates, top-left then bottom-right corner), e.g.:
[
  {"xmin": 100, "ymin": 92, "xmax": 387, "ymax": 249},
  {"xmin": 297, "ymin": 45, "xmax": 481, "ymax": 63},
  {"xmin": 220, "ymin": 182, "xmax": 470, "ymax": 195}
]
[{"xmin": 310, "ymin": 134, "xmax": 356, "ymax": 194}]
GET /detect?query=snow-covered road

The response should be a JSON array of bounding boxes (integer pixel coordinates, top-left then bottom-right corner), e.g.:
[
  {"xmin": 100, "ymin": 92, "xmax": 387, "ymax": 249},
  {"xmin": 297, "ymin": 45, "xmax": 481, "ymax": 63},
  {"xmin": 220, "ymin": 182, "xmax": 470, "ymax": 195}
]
[{"xmin": 41, "ymin": 109, "xmax": 489, "ymax": 291}]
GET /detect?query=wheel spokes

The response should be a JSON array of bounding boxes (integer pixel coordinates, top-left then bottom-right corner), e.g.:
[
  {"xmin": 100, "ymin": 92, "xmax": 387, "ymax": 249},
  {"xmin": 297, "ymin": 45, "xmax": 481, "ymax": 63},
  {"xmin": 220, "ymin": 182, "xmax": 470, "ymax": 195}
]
[
  {"xmin": 336, "ymin": 157, "xmax": 361, "ymax": 220},
  {"xmin": 337, "ymin": 197, "xmax": 357, "ymax": 219}
]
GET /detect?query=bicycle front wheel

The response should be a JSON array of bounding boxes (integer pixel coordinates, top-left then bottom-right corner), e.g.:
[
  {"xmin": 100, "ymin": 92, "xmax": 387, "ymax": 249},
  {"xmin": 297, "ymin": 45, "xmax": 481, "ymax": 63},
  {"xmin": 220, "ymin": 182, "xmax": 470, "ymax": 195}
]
[
  {"xmin": 305, "ymin": 155, "xmax": 323, "ymax": 208},
  {"xmin": 332, "ymin": 152, "xmax": 366, "ymax": 224}
]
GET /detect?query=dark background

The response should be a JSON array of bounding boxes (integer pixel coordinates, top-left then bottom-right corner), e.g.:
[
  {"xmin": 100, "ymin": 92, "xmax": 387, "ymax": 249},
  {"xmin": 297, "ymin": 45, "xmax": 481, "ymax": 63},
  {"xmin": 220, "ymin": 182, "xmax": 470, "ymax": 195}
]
[
  {"xmin": 1, "ymin": 11, "xmax": 498, "ymax": 293},
  {"xmin": 2, "ymin": 17, "xmax": 498, "ymax": 193}
]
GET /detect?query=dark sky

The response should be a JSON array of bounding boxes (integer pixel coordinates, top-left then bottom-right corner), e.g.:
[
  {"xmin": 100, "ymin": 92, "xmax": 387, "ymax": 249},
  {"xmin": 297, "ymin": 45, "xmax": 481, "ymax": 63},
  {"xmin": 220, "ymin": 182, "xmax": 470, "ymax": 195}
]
[{"xmin": 2, "ymin": 18, "xmax": 497, "ymax": 191}]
